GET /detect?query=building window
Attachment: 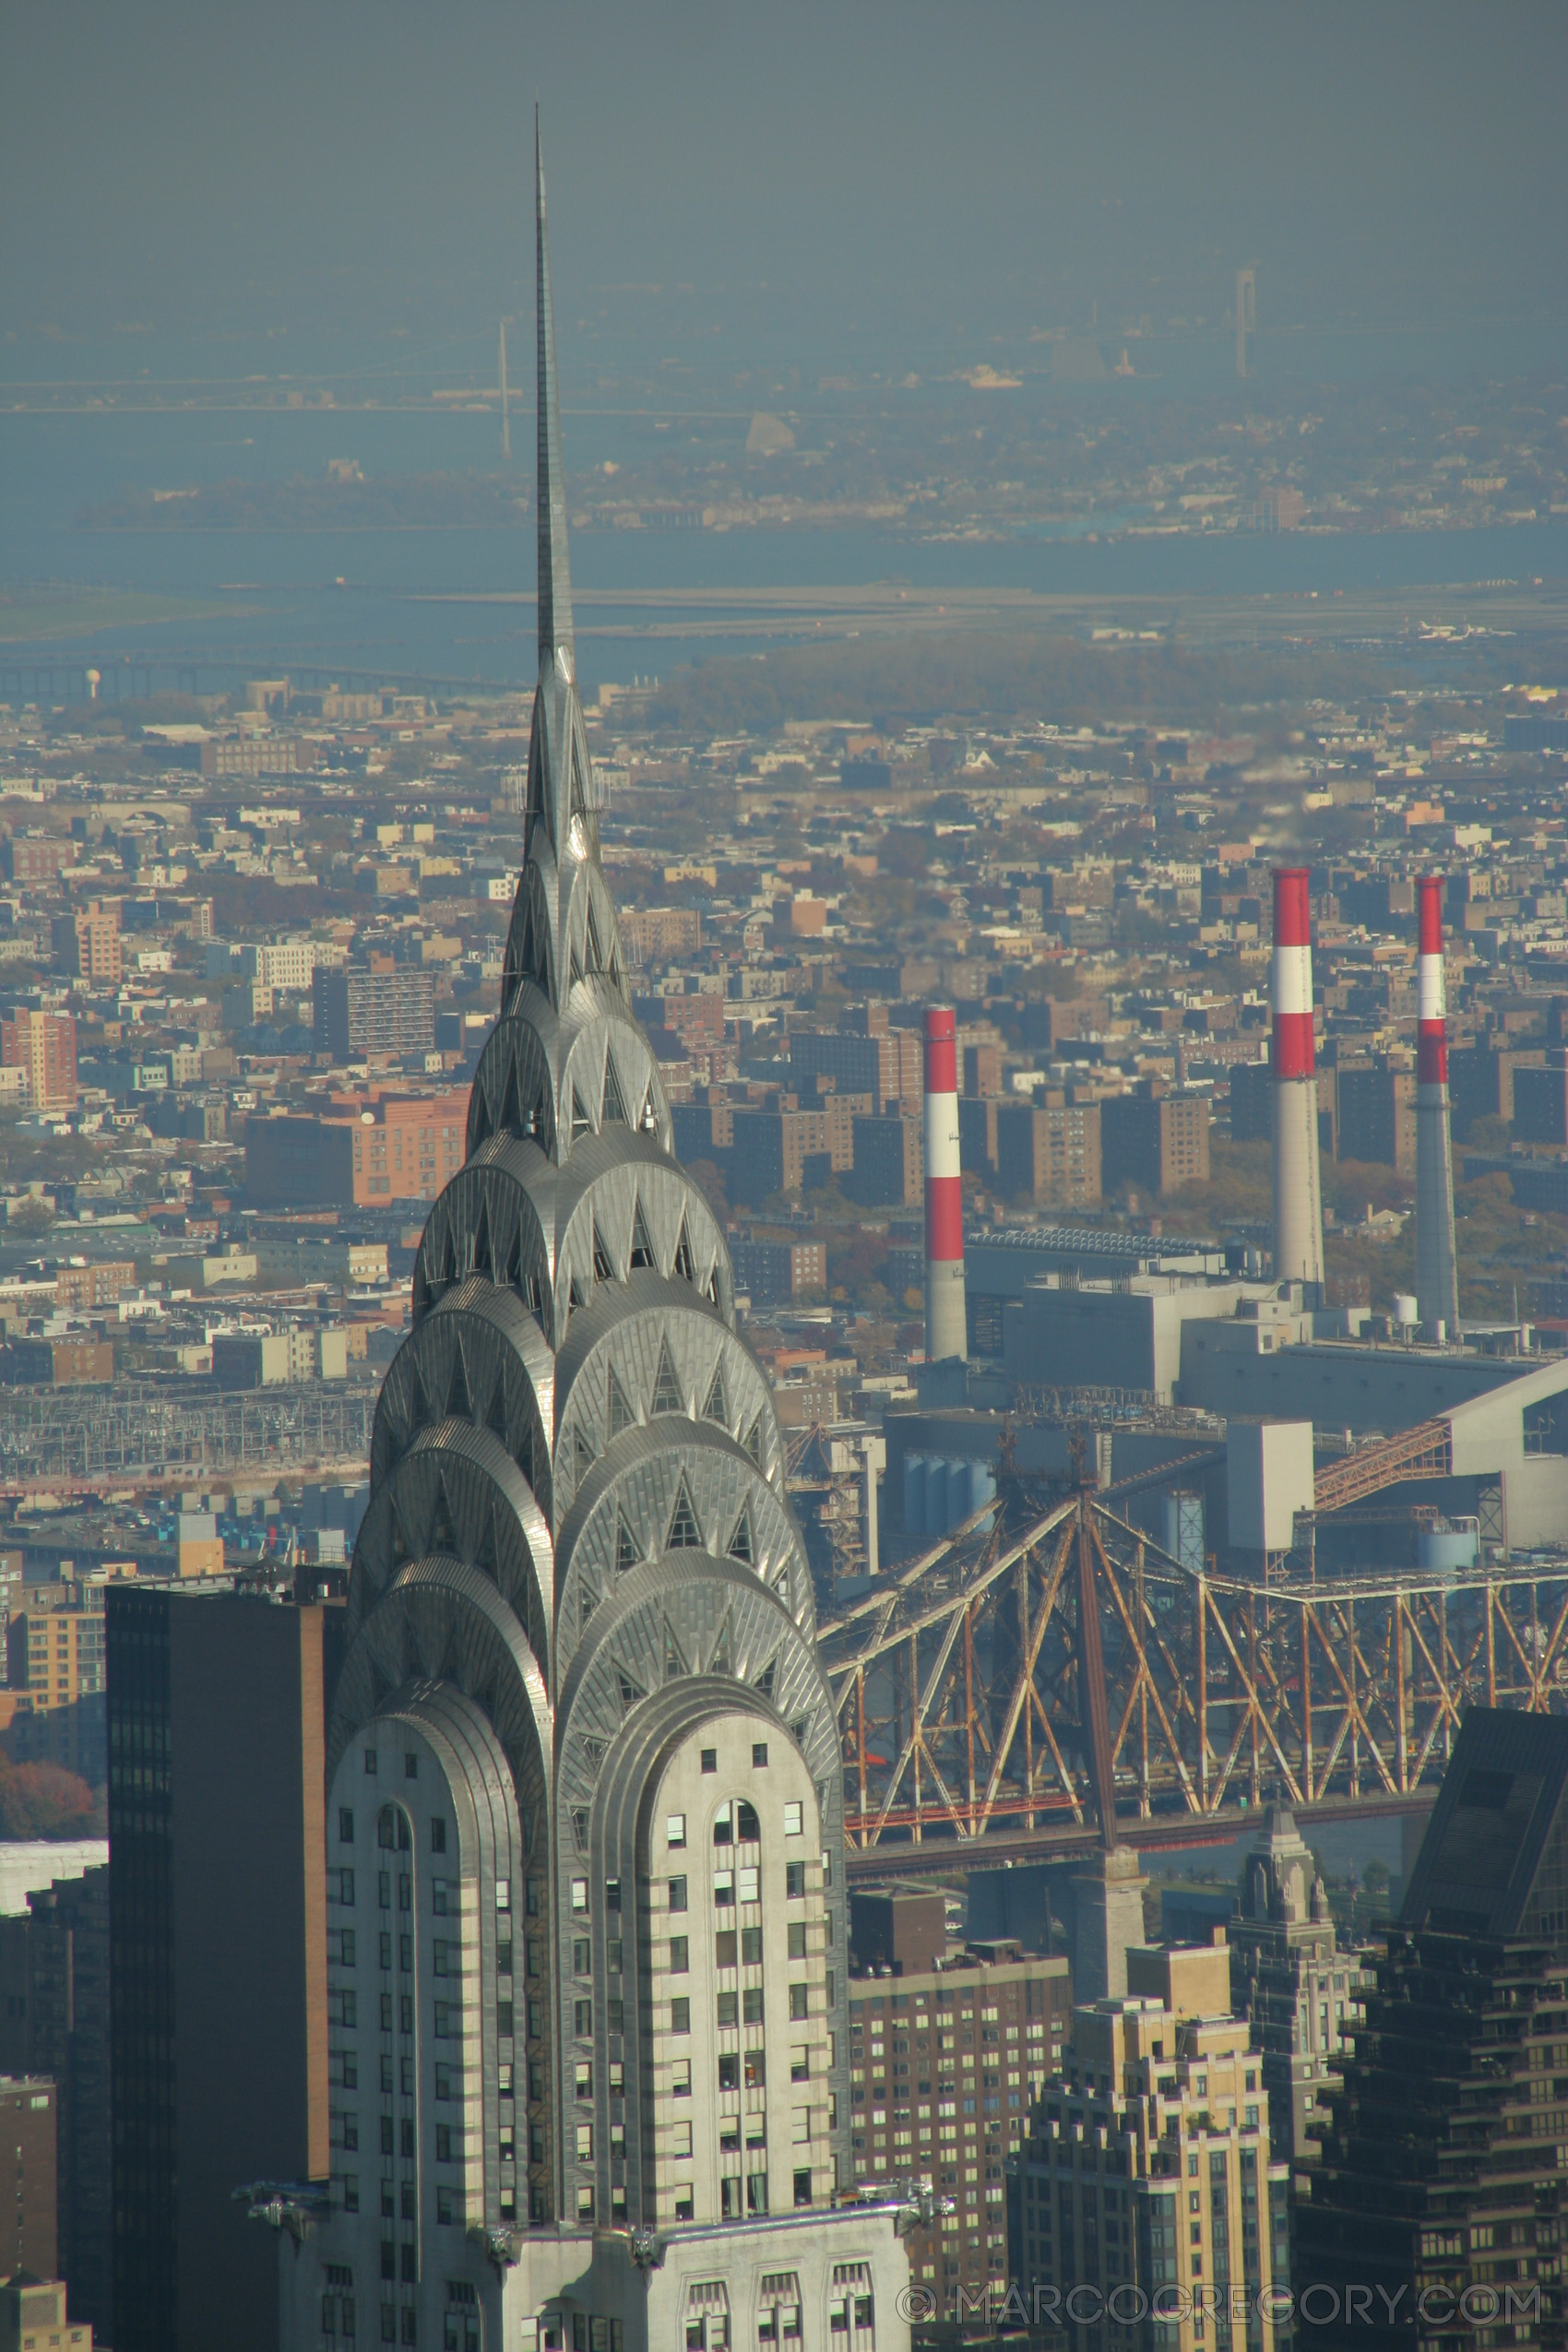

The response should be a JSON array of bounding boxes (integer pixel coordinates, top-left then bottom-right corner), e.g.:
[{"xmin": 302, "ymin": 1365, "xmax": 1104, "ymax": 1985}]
[
  {"xmin": 668, "ymin": 1815, "xmax": 687, "ymax": 1848},
  {"xmin": 672, "ymin": 2000, "xmax": 691, "ymax": 2034},
  {"xmin": 784, "ymin": 1804, "xmax": 803, "ymax": 1836},
  {"xmin": 671, "ymin": 1938, "xmax": 690, "ymax": 1973},
  {"xmin": 340, "ymin": 1809, "xmax": 355, "ymax": 1844},
  {"xmin": 670, "ymin": 1876, "xmax": 688, "ymax": 1912},
  {"xmin": 753, "ymin": 1744, "xmax": 769, "ymax": 1768},
  {"xmin": 701, "ymin": 1750, "xmax": 718, "ymax": 1774}
]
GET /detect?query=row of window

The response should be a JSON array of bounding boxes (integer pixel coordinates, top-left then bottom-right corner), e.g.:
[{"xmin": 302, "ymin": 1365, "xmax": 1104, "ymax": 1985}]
[
  {"xmin": 668, "ymin": 1800, "xmax": 809, "ymax": 1847},
  {"xmin": 660, "ymin": 1984, "xmax": 817, "ymax": 2036}
]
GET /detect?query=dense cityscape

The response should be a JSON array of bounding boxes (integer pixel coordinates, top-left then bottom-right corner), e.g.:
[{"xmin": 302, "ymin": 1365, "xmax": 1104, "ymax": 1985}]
[{"xmin": 1, "ymin": 9, "xmax": 1567, "ymax": 2352}]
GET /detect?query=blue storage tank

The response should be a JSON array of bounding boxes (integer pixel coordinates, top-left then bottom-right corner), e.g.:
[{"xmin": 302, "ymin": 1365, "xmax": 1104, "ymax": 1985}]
[{"xmin": 903, "ymin": 1455, "xmax": 927, "ymax": 1538}]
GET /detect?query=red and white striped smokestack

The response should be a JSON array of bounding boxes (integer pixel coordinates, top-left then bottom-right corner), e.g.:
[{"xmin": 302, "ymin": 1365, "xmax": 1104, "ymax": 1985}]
[
  {"xmin": 1415, "ymin": 876, "xmax": 1459, "ymax": 1336},
  {"xmin": 923, "ymin": 1005, "xmax": 968, "ymax": 1362},
  {"xmin": 1271, "ymin": 867, "xmax": 1325, "ymax": 1293}
]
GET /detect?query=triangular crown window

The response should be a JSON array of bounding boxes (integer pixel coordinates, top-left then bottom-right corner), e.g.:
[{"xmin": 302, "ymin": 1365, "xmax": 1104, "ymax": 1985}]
[
  {"xmin": 600, "ymin": 1052, "xmax": 628, "ymax": 1128},
  {"xmin": 702, "ymin": 1360, "xmax": 729, "ymax": 1429},
  {"xmin": 571, "ymin": 1084, "xmax": 593, "ymax": 1141},
  {"xmin": 615, "ymin": 1511, "xmax": 640, "ymax": 1572},
  {"xmin": 445, "ymin": 1345, "xmax": 472, "ymax": 1422},
  {"xmin": 629, "ymin": 1199, "xmax": 657, "ymax": 1270},
  {"xmin": 727, "ymin": 1508, "xmax": 754, "ymax": 1567},
  {"xmin": 650, "ymin": 1340, "xmax": 683, "ymax": 1418},
  {"xmin": 606, "ymin": 1364, "xmax": 636, "ymax": 1441},
  {"xmin": 592, "ymin": 1223, "xmax": 613, "ymax": 1285},
  {"xmin": 428, "ymin": 1477, "xmax": 459, "ymax": 1562},
  {"xmin": 666, "ymin": 1476, "xmax": 702, "ymax": 1550},
  {"xmin": 673, "ymin": 1218, "xmax": 695, "ymax": 1284}
]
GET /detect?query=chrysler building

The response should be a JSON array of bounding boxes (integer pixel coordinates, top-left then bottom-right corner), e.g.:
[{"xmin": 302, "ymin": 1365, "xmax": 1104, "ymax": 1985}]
[{"xmin": 286, "ymin": 122, "xmax": 907, "ymax": 2352}]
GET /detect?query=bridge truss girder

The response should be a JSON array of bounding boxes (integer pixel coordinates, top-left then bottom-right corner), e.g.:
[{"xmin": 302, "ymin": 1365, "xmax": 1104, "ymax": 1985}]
[{"xmin": 820, "ymin": 1490, "xmax": 1568, "ymax": 1854}]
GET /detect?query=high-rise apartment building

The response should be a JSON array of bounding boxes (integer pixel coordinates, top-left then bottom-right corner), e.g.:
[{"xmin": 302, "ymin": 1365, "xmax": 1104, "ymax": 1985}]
[
  {"xmin": 1226, "ymin": 1809, "xmax": 1372, "ymax": 2171},
  {"xmin": 993, "ymin": 1101, "xmax": 1103, "ymax": 1207},
  {"xmin": 281, "ymin": 127, "xmax": 907, "ymax": 2352},
  {"xmin": 1099, "ymin": 1089, "xmax": 1211, "ymax": 1199},
  {"xmin": 314, "ymin": 967, "xmax": 436, "ymax": 1059},
  {"xmin": 107, "ymin": 1588, "xmax": 339, "ymax": 2352},
  {"xmin": 1295, "ymin": 1708, "xmax": 1568, "ymax": 2349},
  {"xmin": 1, "ymin": 1010, "xmax": 77, "ymax": 1113},
  {"xmin": 5, "ymin": 1596, "xmax": 106, "ymax": 1780},
  {"xmin": 0, "ymin": 1871, "xmax": 112, "ymax": 2334},
  {"xmin": 1009, "ymin": 1941, "xmax": 1292, "ymax": 2352},
  {"xmin": 51, "ymin": 904, "xmax": 122, "ymax": 987},
  {"xmin": 0, "ymin": 2075, "xmax": 59, "ymax": 2282},
  {"xmin": 847, "ymin": 1895, "xmax": 1073, "ymax": 2305}
]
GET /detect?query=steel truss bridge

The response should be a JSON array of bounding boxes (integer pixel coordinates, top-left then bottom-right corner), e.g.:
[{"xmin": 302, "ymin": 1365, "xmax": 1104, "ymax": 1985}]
[
  {"xmin": 0, "ymin": 1380, "xmax": 375, "ymax": 1495},
  {"xmin": 820, "ymin": 1484, "xmax": 1568, "ymax": 1882}
]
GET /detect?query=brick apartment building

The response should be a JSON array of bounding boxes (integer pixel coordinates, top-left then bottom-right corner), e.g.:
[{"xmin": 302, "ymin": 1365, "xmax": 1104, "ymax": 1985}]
[
  {"xmin": 729, "ymin": 1238, "xmax": 827, "ymax": 1304},
  {"xmin": 51, "ymin": 901, "xmax": 122, "ymax": 985},
  {"xmin": 1100, "ymin": 1086, "xmax": 1211, "ymax": 1195},
  {"xmin": 848, "ymin": 1111, "xmax": 923, "ymax": 1207},
  {"xmin": 992, "ymin": 1100, "xmax": 1103, "ymax": 1207},
  {"xmin": 619, "ymin": 906, "xmax": 702, "ymax": 965},
  {"xmin": 1, "ymin": 1009, "xmax": 77, "ymax": 1112},
  {"xmin": 244, "ymin": 1087, "xmax": 469, "ymax": 1206},
  {"xmin": 790, "ymin": 1022, "xmax": 922, "ymax": 1111},
  {"xmin": 847, "ymin": 1892, "xmax": 1073, "ymax": 2306}
]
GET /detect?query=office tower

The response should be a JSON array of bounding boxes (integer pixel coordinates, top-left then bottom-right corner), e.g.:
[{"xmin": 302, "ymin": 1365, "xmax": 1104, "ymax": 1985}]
[
  {"xmin": 0, "ymin": 2076, "xmax": 58, "ymax": 2281},
  {"xmin": 846, "ymin": 1893, "xmax": 1073, "ymax": 2304},
  {"xmin": 1269, "ymin": 869, "xmax": 1324, "ymax": 1295},
  {"xmin": 1009, "ymin": 1940, "xmax": 1292, "ymax": 2352},
  {"xmin": 1414, "ymin": 877, "xmax": 1460, "ymax": 1336},
  {"xmin": 1226, "ymin": 1808, "xmax": 1372, "ymax": 2171},
  {"xmin": 0, "ymin": 1870, "xmax": 112, "ymax": 2334},
  {"xmin": 106, "ymin": 1588, "xmax": 338, "ymax": 2352},
  {"xmin": 1296, "ymin": 1709, "xmax": 1568, "ymax": 2349},
  {"xmin": 923, "ymin": 1008, "xmax": 967, "ymax": 1362},
  {"xmin": 281, "ymin": 122, "xmax": 903, "ymax": 2352}
]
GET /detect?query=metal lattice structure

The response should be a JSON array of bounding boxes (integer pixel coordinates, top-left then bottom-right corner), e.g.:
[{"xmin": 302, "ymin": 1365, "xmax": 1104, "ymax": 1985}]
[
  {"xmin": 820, "ymin": 1485, "xmax": 1568, "ymax": 1869},
  {"xmin": 0, "ymin": 1380, "xmax": 376, "ymax": 1492}
]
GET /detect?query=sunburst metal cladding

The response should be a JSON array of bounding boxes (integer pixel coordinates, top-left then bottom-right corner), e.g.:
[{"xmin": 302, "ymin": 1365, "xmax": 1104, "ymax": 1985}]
[{"xmin": 330, "ymin": 133, "xmax": 833, "ymax": 2241}]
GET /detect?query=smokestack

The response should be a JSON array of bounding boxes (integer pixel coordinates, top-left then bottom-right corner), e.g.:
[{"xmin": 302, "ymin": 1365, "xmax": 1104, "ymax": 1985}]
[
  {"xmin": 923, "ymin": 1005, "xmax": 967, "ymax": 1363},
  {"xmin": 1415, "ymin": 876, "xmax": 1459, "ymax": 1337},
  {"xmin": 1271, "ymin": 867, "xmax": 1325, "ymax": 1295}
]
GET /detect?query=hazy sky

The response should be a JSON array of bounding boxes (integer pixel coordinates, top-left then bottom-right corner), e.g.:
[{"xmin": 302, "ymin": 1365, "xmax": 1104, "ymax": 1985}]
[{"xmin": 3, "ymin": 0, "xmax": 1563, "ymax": 357}]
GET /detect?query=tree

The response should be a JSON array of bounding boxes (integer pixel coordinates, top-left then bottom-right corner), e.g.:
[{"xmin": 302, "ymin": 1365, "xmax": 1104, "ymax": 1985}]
[{"xmin": 0, "ymin": 1759, "xmax": 99, "ymax": 1839}]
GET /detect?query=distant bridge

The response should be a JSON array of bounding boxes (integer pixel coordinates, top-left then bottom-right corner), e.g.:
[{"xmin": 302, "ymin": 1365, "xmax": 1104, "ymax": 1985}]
[{"xmin": 823, "ymin": 1482, "xmax": 1567, "ymax": 1880}]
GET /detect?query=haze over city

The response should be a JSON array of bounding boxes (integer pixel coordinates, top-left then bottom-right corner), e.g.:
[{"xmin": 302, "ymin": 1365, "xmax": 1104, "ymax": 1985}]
[{"xmin": 1, "ymin": 8, "xmax": 1567, "ymax": 2352}]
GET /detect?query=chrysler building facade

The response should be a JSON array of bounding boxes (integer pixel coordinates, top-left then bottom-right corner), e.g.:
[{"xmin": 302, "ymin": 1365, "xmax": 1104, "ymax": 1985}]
[{"xmin": 285, "ymin": 131, "xmax": 908, "ymax": 2352}]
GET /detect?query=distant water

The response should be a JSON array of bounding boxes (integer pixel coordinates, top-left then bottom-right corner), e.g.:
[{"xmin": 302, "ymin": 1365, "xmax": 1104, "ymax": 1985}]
[{"xmin": 3, "ymin": 386, "xmax": 1566, "ymax": 688}]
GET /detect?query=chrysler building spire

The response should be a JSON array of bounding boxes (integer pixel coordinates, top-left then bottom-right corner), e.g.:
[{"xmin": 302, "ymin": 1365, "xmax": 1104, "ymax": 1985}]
[
  {"xmin": 535, "ymin": 112, "xmax": 574, "ymax": 677},
  {"xmin": 281, "ymin": 123, "xmax": 891, "ymax": 2352}
]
